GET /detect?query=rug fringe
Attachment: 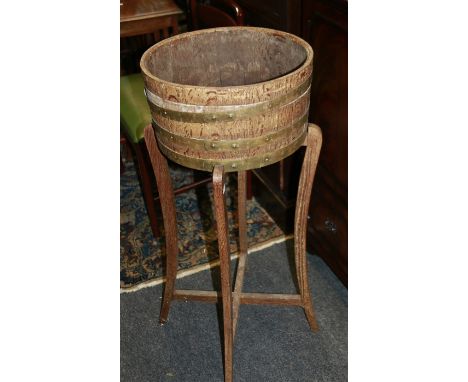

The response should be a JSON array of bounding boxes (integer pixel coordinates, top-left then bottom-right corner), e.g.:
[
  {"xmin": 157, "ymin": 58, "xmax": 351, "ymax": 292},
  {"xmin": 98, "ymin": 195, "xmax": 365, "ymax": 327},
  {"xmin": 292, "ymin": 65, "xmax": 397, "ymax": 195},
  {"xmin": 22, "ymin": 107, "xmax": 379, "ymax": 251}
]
[{"xmin": 120, "ymin": 234, "xmax": 293, "ymax": 294}]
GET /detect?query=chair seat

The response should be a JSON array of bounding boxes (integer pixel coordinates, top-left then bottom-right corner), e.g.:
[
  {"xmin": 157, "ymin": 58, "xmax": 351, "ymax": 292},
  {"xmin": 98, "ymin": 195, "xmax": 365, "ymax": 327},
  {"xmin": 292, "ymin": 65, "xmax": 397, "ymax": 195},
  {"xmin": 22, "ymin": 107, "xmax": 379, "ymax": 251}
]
[{"xmin": 121, "ymin": 74, "xmax": 151, "ymax": 143}]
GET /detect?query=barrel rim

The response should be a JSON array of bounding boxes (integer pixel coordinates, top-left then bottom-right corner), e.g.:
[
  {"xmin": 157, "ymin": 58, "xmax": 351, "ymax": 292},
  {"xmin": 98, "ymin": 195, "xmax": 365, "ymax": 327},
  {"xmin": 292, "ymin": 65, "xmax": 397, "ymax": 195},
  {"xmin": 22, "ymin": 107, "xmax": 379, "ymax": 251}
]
[{"xmin": 140, "ymin": 26, "xmax": 313, "ymax": 92}]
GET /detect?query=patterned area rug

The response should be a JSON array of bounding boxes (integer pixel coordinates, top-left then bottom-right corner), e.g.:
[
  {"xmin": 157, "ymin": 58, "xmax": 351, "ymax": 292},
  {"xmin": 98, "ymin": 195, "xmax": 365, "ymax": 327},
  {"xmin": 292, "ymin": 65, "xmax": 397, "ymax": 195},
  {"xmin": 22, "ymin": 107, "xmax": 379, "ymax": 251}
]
[{"xmin": 120, "ymin": 160, "xmax": 285, "ymax": 290}]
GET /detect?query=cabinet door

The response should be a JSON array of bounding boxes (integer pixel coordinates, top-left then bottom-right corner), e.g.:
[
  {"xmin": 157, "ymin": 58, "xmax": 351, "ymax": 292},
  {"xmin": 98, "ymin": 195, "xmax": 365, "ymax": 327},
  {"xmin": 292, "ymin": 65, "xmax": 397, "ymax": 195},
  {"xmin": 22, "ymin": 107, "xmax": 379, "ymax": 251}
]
[{"xmin": 303, "ymin": 0, "xmax": 348, "ymax": 286}]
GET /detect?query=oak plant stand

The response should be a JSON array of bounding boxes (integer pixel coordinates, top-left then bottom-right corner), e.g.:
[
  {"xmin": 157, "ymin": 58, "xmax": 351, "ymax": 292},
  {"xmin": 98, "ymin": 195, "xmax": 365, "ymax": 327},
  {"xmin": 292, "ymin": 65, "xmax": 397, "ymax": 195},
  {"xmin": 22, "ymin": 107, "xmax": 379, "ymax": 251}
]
[{"xmin": 141, "ymin": 27, "xmax": 322, "ymax": 382}]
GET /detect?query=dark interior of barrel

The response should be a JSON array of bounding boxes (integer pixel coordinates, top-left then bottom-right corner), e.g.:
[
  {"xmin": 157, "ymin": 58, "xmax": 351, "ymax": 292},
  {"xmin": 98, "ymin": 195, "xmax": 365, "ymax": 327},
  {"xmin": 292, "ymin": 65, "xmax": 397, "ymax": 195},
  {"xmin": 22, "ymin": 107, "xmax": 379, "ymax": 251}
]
[{"xmin": 144, "ymin": 29, "xmax": 307, "ymax": 87}]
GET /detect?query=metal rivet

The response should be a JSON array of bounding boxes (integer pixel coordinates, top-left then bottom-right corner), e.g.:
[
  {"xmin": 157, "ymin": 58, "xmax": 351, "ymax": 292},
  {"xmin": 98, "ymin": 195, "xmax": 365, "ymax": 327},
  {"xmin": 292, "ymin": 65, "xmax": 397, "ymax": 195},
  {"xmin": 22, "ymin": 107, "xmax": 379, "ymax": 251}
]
[
  {"xmin": 265, "ymin": 157, "xmax": 270, "ymax": 162},
  {"xmin": 212, "ymin": 115, "xmax": 217, "ymax": 120},
  {"xmin": 231, "ymin": 163, "xmax": 237, "ymax": 168},
  {"xmin": 228, "ymin": 113, "xmax": 234, "ymax": 118},
  {"xmin": 170, "ymin": 135, "xmax": 174, "ymax": 140},
  {"xmin": 265, "ymin": 136, "xmax": 271, "ymax": 142},
  {"xmin": 210, "ymin": 143, "xmax": 216, "ymax": 148},
  {"xmin": 163, "ymin": 111, "xmax": 167, "ymax": 116},
  {"xmin": 231, "ymin": 143, "xmax": 239, "ymax": 149}
]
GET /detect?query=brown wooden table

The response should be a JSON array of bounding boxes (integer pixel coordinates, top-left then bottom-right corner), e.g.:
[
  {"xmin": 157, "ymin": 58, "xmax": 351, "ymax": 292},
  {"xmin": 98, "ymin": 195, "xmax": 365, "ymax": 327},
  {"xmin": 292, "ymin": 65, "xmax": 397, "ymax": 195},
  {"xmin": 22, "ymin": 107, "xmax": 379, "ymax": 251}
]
[{"xmin": 120, "ymin": 0, "xmax": 182, "ymax": 38}]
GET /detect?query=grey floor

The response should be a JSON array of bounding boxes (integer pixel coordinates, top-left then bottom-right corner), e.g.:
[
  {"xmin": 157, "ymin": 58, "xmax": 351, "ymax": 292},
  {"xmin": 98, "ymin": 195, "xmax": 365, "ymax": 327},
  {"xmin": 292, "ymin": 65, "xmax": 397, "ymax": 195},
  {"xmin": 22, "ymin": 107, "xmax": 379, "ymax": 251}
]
[{"xmin": 121, "ymin": 240, "xmax": 347, "ymax": 381}]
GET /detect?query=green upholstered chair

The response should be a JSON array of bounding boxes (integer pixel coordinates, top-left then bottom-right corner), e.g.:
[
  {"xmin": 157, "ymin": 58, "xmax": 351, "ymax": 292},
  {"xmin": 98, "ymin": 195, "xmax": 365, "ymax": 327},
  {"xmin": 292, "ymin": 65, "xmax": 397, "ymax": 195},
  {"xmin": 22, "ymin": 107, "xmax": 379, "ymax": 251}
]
[
  {"xmin": 120, "ymin": 74, "xmax": 150, "ymax": 145},
  {"xmin": 121, "ymin": 73, "xmax": 213, "ymax": 238},
  {"xmin": 121, "ymin": 73, "xmax": 161, "ymax": 237}
]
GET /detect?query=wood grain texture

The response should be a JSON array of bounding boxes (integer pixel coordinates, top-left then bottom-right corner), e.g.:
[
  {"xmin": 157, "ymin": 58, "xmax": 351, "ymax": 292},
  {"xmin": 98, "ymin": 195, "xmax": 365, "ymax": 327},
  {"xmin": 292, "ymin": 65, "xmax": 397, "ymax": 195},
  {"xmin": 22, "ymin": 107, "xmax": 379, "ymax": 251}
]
[
  {"xmin": 240, "ymin": 293, "xmax": 302, "ymax": 306},
  {"xmin": 173, "ymin": 289, "xmax": 219, "ymax": 302},
  {"xmin": 143, "ymin": 125, "xmax": 179, "ymax": 325},
  {"xmin": 120, "ymin": 0, "xmax": 182, "ymax": 38},
  {"xmin": 140, "ymin": 27, "xmax": 313, "ymax": 172},
  {"xmin": 237, "ymin": 171, "xmax": 248, "ymax": 255},
  {"xmin": 294, "ymin": 124, "xmax": 322, "ymax": 332},
  {"xmin": 148, "ymin": 91, "xmax": 310, "ymax": 138},
  {"xmin": 120, "ymin": 0, "xmax": 182, "ymax": 22},
  {"xmin": 212, "ymin": 166, "xmax": 233, "ymax": 382},
  {"xmin": 172, "ymin": 290, "xmax": 303, "ymax": 306},
  {"xmin": 141, "ymin": 27, "xmax": 312, "ymax": 100},
  {"xmin": 232, "ymin": 171, "xmax": 247, "ymax": 337}
]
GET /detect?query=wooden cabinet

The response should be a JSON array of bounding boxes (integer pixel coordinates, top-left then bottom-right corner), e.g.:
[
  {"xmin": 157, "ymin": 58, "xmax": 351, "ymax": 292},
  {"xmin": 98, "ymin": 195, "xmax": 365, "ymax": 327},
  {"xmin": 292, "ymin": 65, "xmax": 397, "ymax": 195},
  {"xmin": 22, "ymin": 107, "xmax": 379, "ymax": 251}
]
[
  {"xmin": 240, "ymin": 0, "xmax": 348, "ymax": 286},
  {"xmin": 303, "ymin": 0, "xmax": 348, "ymax": 286}
]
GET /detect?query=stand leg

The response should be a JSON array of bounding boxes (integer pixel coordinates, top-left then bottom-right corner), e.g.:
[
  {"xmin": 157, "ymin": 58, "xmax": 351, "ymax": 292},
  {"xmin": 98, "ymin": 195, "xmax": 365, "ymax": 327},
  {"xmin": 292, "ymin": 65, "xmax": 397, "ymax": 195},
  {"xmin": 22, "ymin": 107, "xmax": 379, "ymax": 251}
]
[
  {"xmin": 213, "ymin": 166, "xmax": 233, "ymax": 382},
  {"xmin": 294, "ymin": 124, "xmax": 323, "ymax": 333},
  {"xmin": 237, "ymin": 171, "xmax": 248, "ymax": 255},
  {"xmin": 233, "ymin": 171, "xmax": 248, "ymax": 337},
  {"xmin": 144, "ymin": 125, "xmax": 178, "ymax": 325}
]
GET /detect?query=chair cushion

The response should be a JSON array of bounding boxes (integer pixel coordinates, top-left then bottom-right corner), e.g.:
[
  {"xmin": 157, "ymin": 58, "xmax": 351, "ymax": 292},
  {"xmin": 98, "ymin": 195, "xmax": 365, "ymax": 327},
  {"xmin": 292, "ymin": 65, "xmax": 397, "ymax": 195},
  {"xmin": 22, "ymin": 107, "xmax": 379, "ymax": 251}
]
[{"xmin": 120, "ymin": 73, "xmax": 151, "ymax": 143}]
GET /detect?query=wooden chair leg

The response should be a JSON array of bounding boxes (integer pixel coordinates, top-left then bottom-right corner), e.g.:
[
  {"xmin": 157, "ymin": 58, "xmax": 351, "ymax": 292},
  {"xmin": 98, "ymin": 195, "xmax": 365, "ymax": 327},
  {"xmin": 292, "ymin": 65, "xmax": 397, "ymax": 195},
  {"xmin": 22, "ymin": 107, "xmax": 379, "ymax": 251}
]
[
  {"xmin": 134, "ymin": 141, "xmax": 161, "ymax": 238},
  {"xmin": 294, "ymin": 124, "xmax": 323, "ymax": 333},
  {"xmin": 144, "ymin": 125, "xmax": 179, "ymax": 325},
  {"xmin": 213, "ymin": 166, "xmax": 233, "ymax": 382}
]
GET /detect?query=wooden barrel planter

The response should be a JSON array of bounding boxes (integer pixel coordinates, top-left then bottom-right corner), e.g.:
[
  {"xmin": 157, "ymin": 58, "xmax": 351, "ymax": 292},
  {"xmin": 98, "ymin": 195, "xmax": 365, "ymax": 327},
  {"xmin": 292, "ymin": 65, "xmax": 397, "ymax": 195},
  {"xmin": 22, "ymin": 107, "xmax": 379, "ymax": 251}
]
[{"xmin": 140, "ymin": 26, "xmax": 313, "ymax": 172}]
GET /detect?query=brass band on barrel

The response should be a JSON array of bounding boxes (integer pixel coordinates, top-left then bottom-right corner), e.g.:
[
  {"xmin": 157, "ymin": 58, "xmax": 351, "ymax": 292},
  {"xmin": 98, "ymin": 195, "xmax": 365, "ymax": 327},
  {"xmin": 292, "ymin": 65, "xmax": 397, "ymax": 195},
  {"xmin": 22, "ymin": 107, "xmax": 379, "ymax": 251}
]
[
  {"xmin": 157, "ymin": 124, "xmax": 308, "ymax": 173},
  {"xmin": 153, "ymin": 113, "xmax": 308, "ymax": 153},
  {"xmin": 146, "ymin": 79, "xmax": 311, "ymax": 124}
]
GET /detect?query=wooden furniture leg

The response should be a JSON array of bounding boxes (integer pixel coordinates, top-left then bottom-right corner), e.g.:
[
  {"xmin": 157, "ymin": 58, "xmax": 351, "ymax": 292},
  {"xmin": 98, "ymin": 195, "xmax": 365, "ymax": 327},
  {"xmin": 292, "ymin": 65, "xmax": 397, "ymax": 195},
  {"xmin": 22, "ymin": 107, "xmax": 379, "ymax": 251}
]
[
  {"xmin": 143, "ymin": 121, "xmax": 322, "ymax": 379},
  {"xmin": 294, "ymin": 124, "xmax": 322, "ymax": 332},
  {"xmin": 232, "ymin": 171, "xmax": 248, "ymax": 337},
  {"xmin": 213, "ymin": 166, "xmax": 233, "ymax": 382},
  {"xmin": 144, "ymin": 125, "xmax": 179, "ymax": 324},
  {"xmin": 134, "ymin": 140, "xmax": 161, "ymax": 238}
]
